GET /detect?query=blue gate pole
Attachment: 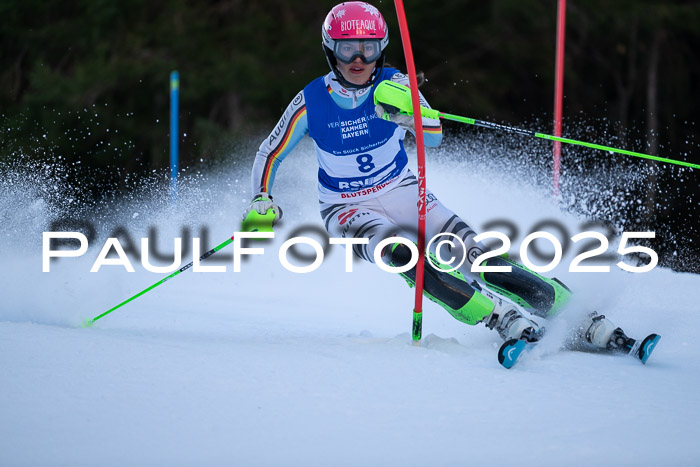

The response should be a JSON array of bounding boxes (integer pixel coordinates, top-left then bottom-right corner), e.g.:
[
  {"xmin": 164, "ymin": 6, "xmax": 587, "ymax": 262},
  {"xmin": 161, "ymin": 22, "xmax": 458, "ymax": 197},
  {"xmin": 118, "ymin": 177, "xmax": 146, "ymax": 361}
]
[{"xmin": 170, "ymin": 70, "xmax": 179, "ymax": 203}]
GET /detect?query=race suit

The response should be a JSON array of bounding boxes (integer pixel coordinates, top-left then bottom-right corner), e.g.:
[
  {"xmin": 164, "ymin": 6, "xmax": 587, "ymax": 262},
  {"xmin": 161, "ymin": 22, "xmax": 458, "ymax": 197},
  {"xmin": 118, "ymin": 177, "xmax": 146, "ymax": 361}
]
[{"xmin": 251, "ymin": 68, "xmax": 486, "ymax": 273}]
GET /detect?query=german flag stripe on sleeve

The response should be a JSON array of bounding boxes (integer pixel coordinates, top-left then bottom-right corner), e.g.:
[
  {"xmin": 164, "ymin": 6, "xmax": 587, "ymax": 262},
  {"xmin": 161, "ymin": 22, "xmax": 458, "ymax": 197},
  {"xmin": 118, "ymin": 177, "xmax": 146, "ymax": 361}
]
[{"xmin": 260, "ymin": 105, "xmax": 307, "ymax": 193}]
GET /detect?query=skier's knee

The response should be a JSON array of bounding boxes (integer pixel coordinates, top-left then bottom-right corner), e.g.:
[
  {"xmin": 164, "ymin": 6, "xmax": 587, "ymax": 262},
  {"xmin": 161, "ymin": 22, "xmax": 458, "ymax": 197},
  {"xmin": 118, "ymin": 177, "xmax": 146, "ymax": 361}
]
[{"xmin": 383, "ymin": 241, "xmax": 412, "ymax": 266}]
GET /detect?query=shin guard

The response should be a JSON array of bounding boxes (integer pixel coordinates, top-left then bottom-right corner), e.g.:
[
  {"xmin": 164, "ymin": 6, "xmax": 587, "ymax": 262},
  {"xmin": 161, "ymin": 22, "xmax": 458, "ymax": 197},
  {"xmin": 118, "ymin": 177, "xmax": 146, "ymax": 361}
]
[
  {"xmin": 479, "ymin": 255, "xmax": 571, "ymax": 318},
  {"xmin": 388, "ymin": 243, "xmax": 494, "ymax": 325}
]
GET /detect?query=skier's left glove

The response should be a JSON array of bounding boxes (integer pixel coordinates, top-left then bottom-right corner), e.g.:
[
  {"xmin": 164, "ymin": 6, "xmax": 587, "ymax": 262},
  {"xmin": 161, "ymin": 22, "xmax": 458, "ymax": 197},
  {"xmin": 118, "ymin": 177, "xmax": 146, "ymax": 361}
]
[
  {"xmin": 375, "ymin": 103, "xmax": 415, "ymax": 132},
  {"xmin": 241, "ymin": 192, "xmax": 283, "ymax": 233}
]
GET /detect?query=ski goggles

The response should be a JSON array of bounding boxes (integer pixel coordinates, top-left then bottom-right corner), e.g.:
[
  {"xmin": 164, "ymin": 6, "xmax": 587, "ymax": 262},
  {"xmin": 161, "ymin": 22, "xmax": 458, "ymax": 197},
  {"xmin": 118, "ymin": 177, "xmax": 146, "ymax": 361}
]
[{"xmin": 333, "ymin": 39, "xmax": 383, "ymax": 64}]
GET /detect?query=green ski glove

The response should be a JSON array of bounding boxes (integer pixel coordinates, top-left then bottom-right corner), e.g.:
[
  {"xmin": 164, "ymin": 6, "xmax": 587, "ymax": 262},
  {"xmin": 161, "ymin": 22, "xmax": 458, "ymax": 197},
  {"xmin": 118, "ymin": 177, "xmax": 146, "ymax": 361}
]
[{"xmin": 241, "ymin": 192, "xmax": 282, "ymax": 233}]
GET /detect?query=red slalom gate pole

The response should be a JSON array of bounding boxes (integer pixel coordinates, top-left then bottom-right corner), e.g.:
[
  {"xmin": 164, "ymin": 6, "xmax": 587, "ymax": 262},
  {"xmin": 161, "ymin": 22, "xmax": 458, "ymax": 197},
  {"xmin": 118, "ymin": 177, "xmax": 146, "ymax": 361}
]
[
  {"xmin": 553, "ymin": 0, "xmax": 566, "ymax": 197},
  {"xmin": 394, "ymin": 0, "xmax": 426, "ymax": 343}
]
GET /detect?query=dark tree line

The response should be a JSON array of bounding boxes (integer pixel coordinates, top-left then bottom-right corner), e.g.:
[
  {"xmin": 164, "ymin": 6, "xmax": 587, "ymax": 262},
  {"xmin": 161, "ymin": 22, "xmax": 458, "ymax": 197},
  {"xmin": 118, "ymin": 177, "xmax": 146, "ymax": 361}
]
[{"xmin": 1, "ymin": 0, "xmax": 699, "ymax": 270}]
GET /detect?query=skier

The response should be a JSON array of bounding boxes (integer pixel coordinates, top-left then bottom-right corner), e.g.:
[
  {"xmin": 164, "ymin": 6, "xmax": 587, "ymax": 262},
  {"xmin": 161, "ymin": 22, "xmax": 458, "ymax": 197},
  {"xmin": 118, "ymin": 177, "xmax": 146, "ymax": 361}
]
[{"xmin": 241, "ymin": 1, "xmax": 658, "ymax": 365}]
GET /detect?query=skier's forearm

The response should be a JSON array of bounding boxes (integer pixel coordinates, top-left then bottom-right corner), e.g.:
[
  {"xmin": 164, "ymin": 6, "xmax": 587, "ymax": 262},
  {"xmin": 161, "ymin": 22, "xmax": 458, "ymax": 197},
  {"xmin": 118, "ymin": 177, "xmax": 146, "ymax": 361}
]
[{"xmin": 251, "ymin": 91, "xmax": 309, "ymax": 195}]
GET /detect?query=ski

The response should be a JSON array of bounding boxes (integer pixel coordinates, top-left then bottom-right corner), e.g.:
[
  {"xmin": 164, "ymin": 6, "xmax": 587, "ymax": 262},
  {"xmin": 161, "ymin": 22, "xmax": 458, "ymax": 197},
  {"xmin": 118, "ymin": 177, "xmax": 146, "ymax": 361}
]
[
  {"xmin": 497, "ymin": 333, "xmax": 661, "ymax": 369},
  {"xmin": 631, "ymin": 333, "xmax": 661, "ymax": 364},
  {"xmin": 497, "ymin": 338, "xmax": 536, "ymax": 369}
]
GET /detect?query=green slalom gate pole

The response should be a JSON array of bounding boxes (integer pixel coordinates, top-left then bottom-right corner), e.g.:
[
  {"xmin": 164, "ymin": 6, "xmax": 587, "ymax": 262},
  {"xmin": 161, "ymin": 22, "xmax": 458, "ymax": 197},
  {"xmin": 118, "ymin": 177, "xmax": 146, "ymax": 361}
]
[
  {"xmin": 374, "ymin": 80, "xmax": 700, "ymax": 170},
  {"xmin": 82, "ymin": 236, "xmax": 235, "ymax": 327},
  {"xmin": 83, "ymin": 207, "xmax": 279, "ymax": 327},
  {"xmin": 438, "ymin": 111, "xmax": 700, "ymax": 170}
]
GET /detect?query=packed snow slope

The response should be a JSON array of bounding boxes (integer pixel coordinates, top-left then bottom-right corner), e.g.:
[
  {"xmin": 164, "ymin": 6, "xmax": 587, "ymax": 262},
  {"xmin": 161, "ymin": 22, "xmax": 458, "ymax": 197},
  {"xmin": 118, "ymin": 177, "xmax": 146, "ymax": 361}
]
[{"xmin": 1, "ymin": 138, "xmax": 699, "ymax": 466}]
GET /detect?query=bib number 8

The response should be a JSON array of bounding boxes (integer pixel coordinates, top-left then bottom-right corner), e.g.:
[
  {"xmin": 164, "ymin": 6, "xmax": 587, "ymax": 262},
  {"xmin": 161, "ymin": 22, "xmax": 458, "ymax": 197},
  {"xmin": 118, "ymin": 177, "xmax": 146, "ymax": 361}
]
[{"xmin": 356, "ymin": 154, "xmax": 375, "ymax": 173}]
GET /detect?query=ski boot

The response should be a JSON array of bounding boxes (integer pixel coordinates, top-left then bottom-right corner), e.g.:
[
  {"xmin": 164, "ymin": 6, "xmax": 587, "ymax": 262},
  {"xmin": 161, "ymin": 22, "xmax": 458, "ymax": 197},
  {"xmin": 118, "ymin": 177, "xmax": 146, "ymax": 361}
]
[
  {"xmin": 489, "ymin": 305, "xmax": 545, "ymax": 369},
  {"xmin": 484, "ymin": 306, "xmax": 544, "ymax": 343},
  {"xmin": 578, "ymin": 312, "xmax": 660, "ymax": 364}
]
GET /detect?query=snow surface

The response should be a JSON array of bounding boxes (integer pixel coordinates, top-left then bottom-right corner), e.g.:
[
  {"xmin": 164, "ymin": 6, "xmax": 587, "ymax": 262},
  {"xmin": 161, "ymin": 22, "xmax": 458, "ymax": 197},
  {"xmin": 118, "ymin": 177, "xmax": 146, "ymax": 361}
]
[{"xmin": 2, "ymin": 139, "xmax": 700, "ymax": 466}]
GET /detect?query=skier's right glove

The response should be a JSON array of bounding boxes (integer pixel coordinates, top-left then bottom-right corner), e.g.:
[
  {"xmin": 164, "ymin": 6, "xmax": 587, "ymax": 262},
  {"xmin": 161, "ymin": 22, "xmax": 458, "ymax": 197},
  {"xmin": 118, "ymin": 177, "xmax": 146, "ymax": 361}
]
[{"xmin": 241, "ymin": 192, "xmax": 283, "ymax": 233}]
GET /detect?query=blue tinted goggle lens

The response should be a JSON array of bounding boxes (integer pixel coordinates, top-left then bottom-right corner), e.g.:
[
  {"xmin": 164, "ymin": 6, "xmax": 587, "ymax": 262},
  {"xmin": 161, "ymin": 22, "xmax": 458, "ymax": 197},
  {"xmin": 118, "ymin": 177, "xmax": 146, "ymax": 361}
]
[{"xmin": 334, "ymin": 40, "xmax": 382, "ymax": 64}]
